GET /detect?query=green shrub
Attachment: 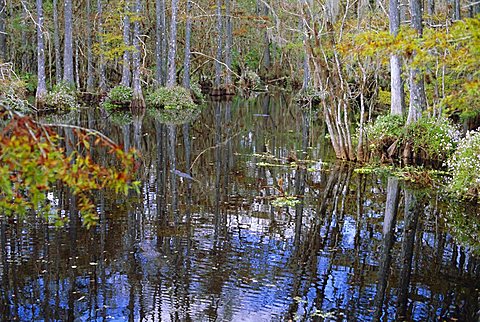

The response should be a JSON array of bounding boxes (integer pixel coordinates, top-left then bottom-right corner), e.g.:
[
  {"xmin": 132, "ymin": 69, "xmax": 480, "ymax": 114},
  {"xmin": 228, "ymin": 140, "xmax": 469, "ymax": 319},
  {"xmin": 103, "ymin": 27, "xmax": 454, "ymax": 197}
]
[
  {"xmin": 405, "ymin": 117, "xmax": 460, "ymax": 160},
  {"xmin": 45, "ymin": 82, "xmax": 78, "ymax": 110},
  {"xmin": 447, "ymin": 129, "xmax": 480, "ymax": 198},
  {"xmin": 146, "ymin": 86, "xmax": 196, "ymax": 110},
  {"xmin": 102, "ymin": 85, "xmax": 133, "ymax": 110},
  {"xmin": 365, "ymin": 114, "xmax": 460, "ymax": 162}
]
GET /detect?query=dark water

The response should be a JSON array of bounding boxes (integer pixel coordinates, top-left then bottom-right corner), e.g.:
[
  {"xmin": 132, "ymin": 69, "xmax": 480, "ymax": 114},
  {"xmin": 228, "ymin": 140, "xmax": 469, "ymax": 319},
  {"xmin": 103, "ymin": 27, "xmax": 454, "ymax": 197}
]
[{"xmin": 1, "ymin": 94, "xmax": 479, "ymax": 321}]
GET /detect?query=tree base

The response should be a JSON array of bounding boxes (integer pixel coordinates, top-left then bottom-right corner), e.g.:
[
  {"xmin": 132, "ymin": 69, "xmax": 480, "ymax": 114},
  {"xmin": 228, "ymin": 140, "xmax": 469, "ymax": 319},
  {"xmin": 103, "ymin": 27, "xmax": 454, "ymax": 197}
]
[{"xmin": 130, "ymin": 95, "xmax": 146, "ymax": 111}]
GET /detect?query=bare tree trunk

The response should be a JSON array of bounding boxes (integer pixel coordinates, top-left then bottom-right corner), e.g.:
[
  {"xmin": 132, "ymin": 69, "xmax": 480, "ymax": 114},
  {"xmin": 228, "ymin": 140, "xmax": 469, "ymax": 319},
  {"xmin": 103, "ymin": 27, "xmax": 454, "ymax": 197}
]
[
  {"xmin": 262, "ymin": 3, "xmax": 271, "ymax": 70},
  {"xmin": 52, "ymin": 0, "xmax": 61, "ymax": 83},
  {"xmin": 406, "ymin": 0, "xmax": 426, "ymax": 125},
  {"xmin": 97, "ymin": 0, "xmax": 107, "ymax": 93},
  {"xmin": 155, "ymin": 0, "xmax": 167, "ymax": 86},
  {"xmin": 225, "ymin": 0, "xmax": 233, "ymax": 86},
  {"xmin": 389, "ymin": 0, "xmax": 405, "ymax": 115},
  {"xmin": 427, "ymin": 0, "xmax": 434, "ymax": 15},
  {"xmin": 453, "ymin": 0, "xmax": 461, "ymax": 20},
  {"xmin": 35, "ymin": 0, "xmax": 47, "ymax": 108},
  {"xmin": 214, "ymin": 0, "xmax": 223, "ymax": 87},
  {"xmin": 86, "ymin": 0, "xmax": 94, "ymax": 91},
  {"xmin": 0, "ymin": 0, "xmax": 5, "ymax": 62},
  {"xmin": 121, "ymin": 0, "xmax": 131, "ymax": 87},
  {"xmin": 182, "ymin": 0, "xmax": 192, "ymax": 89},
  {"xmin": 63, "ymin": 0, "xmax": 74, "ymax": 86},
  {"xmin": 167, "ymin": 0, "xmax": 178, "ymax": 87},
  {"xmin": 131, "ymin": 0, "xmax": 145, "ymax": 109}
]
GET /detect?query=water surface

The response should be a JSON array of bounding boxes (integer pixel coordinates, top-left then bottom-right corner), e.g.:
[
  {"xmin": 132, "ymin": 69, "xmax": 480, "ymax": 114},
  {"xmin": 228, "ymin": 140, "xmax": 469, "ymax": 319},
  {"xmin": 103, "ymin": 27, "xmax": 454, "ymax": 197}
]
[{"xmin": 1, "ymin": 94, "xmax": 479, "ymax": 321}]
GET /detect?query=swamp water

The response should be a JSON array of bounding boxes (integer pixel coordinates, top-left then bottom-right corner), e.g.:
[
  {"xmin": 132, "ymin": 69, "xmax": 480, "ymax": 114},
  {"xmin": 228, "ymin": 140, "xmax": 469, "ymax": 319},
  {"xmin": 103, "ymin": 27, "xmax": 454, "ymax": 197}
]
[{"xmin": 0, "ymin": 94, "xmax": 479, "ymax": 321}]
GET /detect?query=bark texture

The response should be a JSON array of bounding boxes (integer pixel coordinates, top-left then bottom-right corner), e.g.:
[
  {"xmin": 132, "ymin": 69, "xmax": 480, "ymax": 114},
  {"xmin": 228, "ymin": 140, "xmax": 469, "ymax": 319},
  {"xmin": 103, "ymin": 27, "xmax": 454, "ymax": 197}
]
[
  {"xmin": 121, "ymin": 0, "xmax": 131, "ymax": 87},
  {"xmin": 0, "ymin": 0, "xmax": 5, "ymax": 62},
  {"xmin": 155, "ymin": 0, "xmax": 167, "ymax": 86},
  {"xmin": 35, "ymin": 0, "xmax": 47, "ymax": 108},
  {"xmin": 63, "ymin": 0, "xmax": 74, "ymax": 86},
  {"xmin": 183, "ymin": 0, "xmax": 192, "ymax": 88},
  {"xmin": 389, "ymin": 0, "xmax": 405, "ymax": 115},
  {"xmin": 131, "ymin": 0, "xmax": 145, "ymax": 109},
  {"xmin": 86, "ymin": 0, "xmax": 94, "ymax": 91},
  {"xmin": 166, "ymin": 0, "xmax": 178, "ymax": 87},
  {"xmin": 97, "ymin": 0, "xmax": 107, "ymax": 93}
]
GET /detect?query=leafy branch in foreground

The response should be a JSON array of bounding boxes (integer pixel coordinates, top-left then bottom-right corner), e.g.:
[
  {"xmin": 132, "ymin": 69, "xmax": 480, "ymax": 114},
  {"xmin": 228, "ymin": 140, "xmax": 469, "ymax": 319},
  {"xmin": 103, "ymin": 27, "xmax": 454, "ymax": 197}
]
[{"xmin": 0, "ymin": 111, "xmax": 140, "ymax": 228}]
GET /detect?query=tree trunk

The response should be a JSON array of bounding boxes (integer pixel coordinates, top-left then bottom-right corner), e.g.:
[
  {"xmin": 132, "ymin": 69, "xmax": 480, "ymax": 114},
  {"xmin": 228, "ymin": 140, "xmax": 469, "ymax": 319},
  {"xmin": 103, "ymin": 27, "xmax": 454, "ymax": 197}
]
[
  {"xmin": 453, "ymin": 0, "xmax": 461, "ymax": 20},
  {"xmin": 121, "ymin": 0, "xmax": 131, "ymax": 87},
  {"xmin": 262, "ymin": 3, "xmax": 271, "ymax": 71},
  {"xmin": 131, "ymin": 0, "xmax": 145, "ymax": 109},
  {"xmin": 52, "ymin": 0, "xmax": 61, "ymax": 83},
  {"xmin": 389, "ymin": 0, "xmax": 405, "ymax": 115},
  {"xmin": 214, "ymin": 0, "xmax": 223, "ymax": 88},
  {"xmin": 225, "ymin": 0, "xmax": 233, "ymax": 87},
  {"xmin": 427, "ymin": 0, "xmax": 434, "ymax": 15},
  {"xmin": 86, "ymin": 0, "xmax": 94, "ymax": 91},
  {"xmin": 63, "ymin": 0, "xmax": 74, "ymax": 86},
  {"xmin": 97, "ymin": 0, "xmax": 107, "ymax": 93},
  {"xmin": 0, "ymin": 0, "xmax": 5, "ymax": 62},
  {"xmin": 167, "ymin": 0, "xmax": 178, "ymax": 87},
  {"xmin": 35, "ymin": 0, "xmax": 47, "ymax": 108},
  {"xmin": 182, "ymin": 0, "xmax": 192, "ymax": 89},
  {"xmin": 406, "ymin": 0, "xmax": 426, "ymax": 125},
  {"xmin": 155, "ymin": 0, "xmax": 167, "ymax": 86}
]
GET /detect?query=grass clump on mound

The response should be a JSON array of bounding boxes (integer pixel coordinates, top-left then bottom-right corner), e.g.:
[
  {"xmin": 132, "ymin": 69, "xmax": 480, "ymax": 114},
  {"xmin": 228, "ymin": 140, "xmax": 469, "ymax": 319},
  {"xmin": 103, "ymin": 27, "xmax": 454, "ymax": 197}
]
[
  {"xmin": 146, "ymin": 86, "xmax": 197, "ymax": 110},
  {"xmin": 44, "ymin": 82, "xmax": 78, "ymax": 110},
  {"xmin": 102, "ymin": 85, "xmax": 133, "ymax": 110},
  {"xmin": 447, "ymin": 129, "xmax": 480, "ymax": 199},
  {"xmin": 365, "ymin": 114, "xmax": 460, "ymax": 162}
]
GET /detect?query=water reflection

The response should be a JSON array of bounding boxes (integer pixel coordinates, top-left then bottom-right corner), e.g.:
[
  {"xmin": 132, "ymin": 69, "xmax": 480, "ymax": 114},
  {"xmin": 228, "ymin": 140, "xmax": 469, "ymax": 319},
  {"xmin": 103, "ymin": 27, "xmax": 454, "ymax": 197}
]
[{"xmin": 0, "ymin": 95, "xmax": 479, "ymax": 321}]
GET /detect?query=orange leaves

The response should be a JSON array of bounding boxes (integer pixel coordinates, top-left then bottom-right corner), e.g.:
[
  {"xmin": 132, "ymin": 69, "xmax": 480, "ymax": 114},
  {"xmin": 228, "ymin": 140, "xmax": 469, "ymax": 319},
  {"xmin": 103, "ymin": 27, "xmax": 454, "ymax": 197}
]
[{"xmin": 0, "ymin": 112, "xmax": 139, "ymax": 227}]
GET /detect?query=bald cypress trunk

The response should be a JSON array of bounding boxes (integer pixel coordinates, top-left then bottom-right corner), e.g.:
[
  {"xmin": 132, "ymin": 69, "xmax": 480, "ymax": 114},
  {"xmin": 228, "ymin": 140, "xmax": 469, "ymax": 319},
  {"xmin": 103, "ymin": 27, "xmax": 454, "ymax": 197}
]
[
  {"xmin": 52, "ymin": 0, "xmax": 61, "ymax": 83},
  {"xmin": 86, "ymin": 0, "xmax": 94, "ymax": 91},
  {"xmin": 63, "ymin": 0, "xmax": 74, "ymax": 86},
  {"xmin": 406, "ymin": 0, "xmax": 426, "ymax": 125},
  {"xmin": 183, "ymin": 0, "xmax": 192, "ymax": 88},
  {"xmin": 214, "ymin": 0, "xmax": 223, "ymax": 88},
  {"xmin": 97, "ymin": 0, "xmax": 107, "ymax": 93},
  {"xmin": 155, "ymin": 0, "xmax": 167, "ymax": 86},
  {"xmin": 167, "ymin": 0, "xmax": 178, "ymax": 87},
  {"xmin": 453, "ymin": 0, "xmax": 461, "ymax": 20},
  {"xmin": 389, "ymin": 0, "xmax": 405, "ymax": 115},
  {"xmin": 225, "ymin": 0, "xmax": 233, "ymax": 87},
  {"xmin": 0, "ymin": 0, "xmax": 5, "ymax": 62},
  {"xmin": 121, "ymin": 0, "xmax": 131, "ymax": 87},
  {"xmin": 35, "ymin": 0, "xmax": 47, "ymax": 108},
  {"xmin": 131, "ymin": 0, "xmax": 145, "ymax": 109}
]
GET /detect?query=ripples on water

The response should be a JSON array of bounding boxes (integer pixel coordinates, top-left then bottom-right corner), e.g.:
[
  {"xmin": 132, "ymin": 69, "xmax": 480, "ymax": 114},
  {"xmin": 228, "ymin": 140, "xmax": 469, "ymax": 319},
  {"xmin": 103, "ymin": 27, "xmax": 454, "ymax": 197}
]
[{"xmin": 0, "ymin": 95, "xmax": 479, "ymax": 321}]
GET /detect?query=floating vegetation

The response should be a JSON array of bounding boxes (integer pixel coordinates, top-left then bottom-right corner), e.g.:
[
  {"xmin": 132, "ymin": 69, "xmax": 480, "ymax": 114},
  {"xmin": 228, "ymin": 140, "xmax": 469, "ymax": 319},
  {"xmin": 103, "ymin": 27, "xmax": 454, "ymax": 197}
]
[
  {"xmin": 44, "ymin": 82, "xmax": 78, "ymax": 110},
  {"xmin": 271, "ymin": 195, "xmax": 300, "ymax": 208},
  {"xmin": 102, "ymin": 85, "xmax": 133, "ymax": 110}
]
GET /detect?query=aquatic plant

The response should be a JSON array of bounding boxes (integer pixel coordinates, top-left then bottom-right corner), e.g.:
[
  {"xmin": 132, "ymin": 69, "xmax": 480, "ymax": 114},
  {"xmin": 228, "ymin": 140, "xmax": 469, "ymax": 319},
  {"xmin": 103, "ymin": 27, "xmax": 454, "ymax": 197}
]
[
  {"xmin": 447, "ymin": 129, "xmax": 480, "ymax": 199},
  {"xmin": 146, "ymin": 86, "xmax": 197, "ymax": 110},
  {"xmin": 102, "ymin": 85, "xmax": 133, "ymax": 110},
  {"xmin": 44, "ymin": 82, "xmax": 78, "ymax": 110}
]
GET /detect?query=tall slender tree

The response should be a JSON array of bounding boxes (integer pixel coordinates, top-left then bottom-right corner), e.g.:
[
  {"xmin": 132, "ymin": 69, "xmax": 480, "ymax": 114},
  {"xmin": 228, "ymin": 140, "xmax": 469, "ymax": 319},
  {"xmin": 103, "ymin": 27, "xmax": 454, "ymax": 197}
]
[
  {"xmin": 167, "ymin": 0, "xmax": 178, "ymax": 87},
  {"xmin": 406, "ymin": 0, "xmax": 426, "ymax": 124},
  {"xmin": 156, "ymin": 0, "xmax": 167, "ymax": 86},
  {"xmin": 86, "ymin": 0, "xmax": 94, "ymax": 91},
  {"xmin": 214, "ymin": 0, "xmax": 223, "ymax": 88},
  {"xmin": 52, "ymin": 0, "xmax": 61, "ymax": 83},
  {"xmin": 97, "ymin": 0, "xmax": 107, "ymax": 93},
  {"xmin": 35, "ymin": 0, "xmax": 47, "ymax": 108},
  {"xmin": 121, "ymin": 0, "xmax": 131, "ymax": 87},
  {"xmin": 183, "ymin": 0, "xmax": 192, "ymax": 88},
  {"xmin": 0, "ymin": 0, "xmax": 5, "ymax": 62},
  {"xmin": 63, "ymin": 0, "xmax": 74, "ymax": 86},
  {"xmin": 131, "ymin": 0, "xmax": 145, "ymax": 109},
  {"xmin": 389, "ymin": 0, "xmax": 405, "ymax": 115},
  {"xmin": 225, "ymin": 0, "xmax": 233, "ymax": 87}
]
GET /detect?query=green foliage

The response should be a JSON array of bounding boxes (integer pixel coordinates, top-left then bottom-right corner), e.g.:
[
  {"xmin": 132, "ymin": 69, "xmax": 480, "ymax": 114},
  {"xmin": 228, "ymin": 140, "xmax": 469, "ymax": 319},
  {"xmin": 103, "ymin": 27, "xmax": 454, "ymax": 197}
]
[
  {"xmin": 271, "ymin": 195, "xmax": 300, "ymax": 208},
  {"xmin": 365, "ymin": 114, "xmax": 460, "ymax": 162},
  {"xmin": 0, "ymin": 77, "xmax": 30, "ymax": 113},
  {"xmin": 147, "ymin": 107, "xmax": 201, "ymax": 125},
  {"xmin": 45, "ymin": 82, "xmax": 78, "ymax": 110},
  {"xmin": 146, "ymin": 86, "xmax": 197, "ymax": 110},
  {"xmin": 102, "ymin": 85, "xmax": 133, "ymax": 110},
  {"xmin": 405, "ymin": 117, "xmax": 460, "ymax": 160},
  {"xmin": 0, "ymin": 112, "xmax": 139, "ymax": 228},
  {"xmin": 447, "ymin": 129, "xmax": 480, "ymax": 199},
  {"xmin": 445, "ymin": 203, "xmax": 480, "ymax": 254}
]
